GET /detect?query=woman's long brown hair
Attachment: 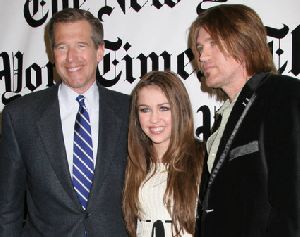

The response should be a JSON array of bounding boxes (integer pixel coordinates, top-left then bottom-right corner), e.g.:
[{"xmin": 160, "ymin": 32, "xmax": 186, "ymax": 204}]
[{"xmin": 122, "ymin": 71, "xmax": 204, "ymax": 236}]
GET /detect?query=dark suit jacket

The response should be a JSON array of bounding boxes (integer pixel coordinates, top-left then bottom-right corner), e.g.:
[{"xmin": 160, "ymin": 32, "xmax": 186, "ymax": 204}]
[
  {"xmin": 196, "ymin": 73, "xmax": 300, "ymax": 237},
  {"xmin": 0, "ymin": 83, "xmax": 130, "ymax": 237}
]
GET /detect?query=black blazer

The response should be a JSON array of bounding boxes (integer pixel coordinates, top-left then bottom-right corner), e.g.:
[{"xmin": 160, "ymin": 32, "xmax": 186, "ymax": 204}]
[
  {"xmin": 0, "ymin": 83, "xmax": 130, "ymax": 237},
  {"xmin": 196, "ymin": 73, "xmax": 300, "ymax": 237}
]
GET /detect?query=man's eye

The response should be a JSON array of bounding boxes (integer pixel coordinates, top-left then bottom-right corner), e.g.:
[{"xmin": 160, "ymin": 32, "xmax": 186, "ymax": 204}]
[
  {"xmin": 197, "ymin": 45, "xmax": 203, "ymax": 53},
  {"xmin": 78, "ymin": 44, "xmax": 86, "ymax": 48},
  {"xmin": 55, "ymin": 45, "xmax": 66, "ymax": 51}
]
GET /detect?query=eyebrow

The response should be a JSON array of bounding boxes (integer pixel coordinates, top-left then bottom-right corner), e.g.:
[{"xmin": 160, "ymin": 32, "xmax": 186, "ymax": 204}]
[
  {"xmin": 77, "ymin": 41, "xmax": 89, "ymax": 45},
  {"xmin": 138, "ymin": 102, "xmax": 170, "ymax": 107},
  {"xmin": 158, "ymin": 102, "xmax": 170, "ymax": 106},
  {"xmin": 197, "ymin": 36, "xmax": 213, "ymax": 44},
  {"xmin": 54, "ymin": 42, "xmax": 65, "ymax": 48},
  {"xmin": 54, "ymin": 41, "xmax": 90, "ymax": 47}
]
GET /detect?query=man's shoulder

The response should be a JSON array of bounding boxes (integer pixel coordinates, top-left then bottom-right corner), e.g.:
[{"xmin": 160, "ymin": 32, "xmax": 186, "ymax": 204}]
[
  {"xmin": 98, "ymin": 85, "xmax": 130, "ymax": 116},
  {"xmin": 99, "ymin": 85, "xmax": 130, "ymax": 99},
  {"xmin": 258, "ymin": 73, "xmax": 300, "ymax": 98},
  {"xmin": 268, "ymin": 73, "xmax": 300, "ymax": 84},
  {"xmin": 4, "ymin": 85, "xmax": 58, "ymax": 113},
  {"xmin": 251, "ymin": 74, "xmax": 300, "ymax": 114},
  {"xmin": 98, "ymin": 85, "xmax": 130, "ymax": 106}
]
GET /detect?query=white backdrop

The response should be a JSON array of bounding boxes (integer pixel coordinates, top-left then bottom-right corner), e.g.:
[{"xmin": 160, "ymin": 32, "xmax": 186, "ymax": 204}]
[{"xmin": 0, "ymin": 0, "xmax": 299, "ymax": 139}]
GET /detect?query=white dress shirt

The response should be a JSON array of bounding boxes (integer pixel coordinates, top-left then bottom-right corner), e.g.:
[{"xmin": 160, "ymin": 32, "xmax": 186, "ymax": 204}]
[{"xmin": 58, "ymin": 82, "xmax": 99, "ymax": 175}]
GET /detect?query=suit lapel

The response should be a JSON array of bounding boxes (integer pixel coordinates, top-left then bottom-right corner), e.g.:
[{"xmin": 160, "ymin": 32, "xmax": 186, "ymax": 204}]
[
  {"xmin": 212, "ymin": 72, "xmax": 269, "ymax": 170},
  {"xmin": 36, "ymin": 85, "xmax": 80, "ymax": 207},
  {"xmin": 87, "ymin": 86, "xmax": 123, "ymax": 208},
  {"xmin": 213, "ymin": 89, "xmax": 254, "ymax": 166},
  {"xmin": 201, "ymin": 73, "xmax": 270, "ymax": 210}
]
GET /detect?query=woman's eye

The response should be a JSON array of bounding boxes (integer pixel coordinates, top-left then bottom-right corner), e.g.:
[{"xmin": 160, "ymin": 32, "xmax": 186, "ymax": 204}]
[
  {"xmin": 160, "ymin": 106, "xmax": 170, "ymax": 111},
  {"xmin": 210, "ymin": 40, "xmax": 216, "ymax": 47},
  {"xmin": 139, "ymin": 107, "xmax": 150, "ymax": 113}
]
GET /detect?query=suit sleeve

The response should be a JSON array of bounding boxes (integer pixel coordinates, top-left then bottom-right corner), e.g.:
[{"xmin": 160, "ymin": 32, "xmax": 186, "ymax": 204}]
[
  {"xmin": 264, "ymin": 93, "xmax": 300, "ymax": 237},
  {"xmin": 0, "ymin": 107, "xmax": 26, "ymax": 236}
]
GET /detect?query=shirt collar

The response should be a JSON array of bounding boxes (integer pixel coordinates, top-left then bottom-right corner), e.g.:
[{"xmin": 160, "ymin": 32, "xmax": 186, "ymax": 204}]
[
  {"xmin": 59, "ymin": 81, "xmax": 98, "ymax": 104},
  {"xmin": 217, "ymin": 91, "xmax": 240, "ymax": 116}
]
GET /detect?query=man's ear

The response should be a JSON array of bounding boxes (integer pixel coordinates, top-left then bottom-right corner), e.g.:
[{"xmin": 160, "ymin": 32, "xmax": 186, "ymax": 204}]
[{"xmin": 96, "ymin": 43, "xmax": 105, "ymax": 62}]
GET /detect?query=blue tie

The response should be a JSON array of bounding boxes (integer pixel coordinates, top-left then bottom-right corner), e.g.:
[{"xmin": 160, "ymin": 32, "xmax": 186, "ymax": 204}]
[{"xmin": 72, "ymin": 95, "xmax": 94, "ymax": 210}]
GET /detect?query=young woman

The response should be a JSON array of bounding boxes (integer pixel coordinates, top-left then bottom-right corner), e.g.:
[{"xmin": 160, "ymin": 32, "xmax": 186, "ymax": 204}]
[{"xmin": 123, "ymin": 71, "xmax": 204, "ymax": 237}]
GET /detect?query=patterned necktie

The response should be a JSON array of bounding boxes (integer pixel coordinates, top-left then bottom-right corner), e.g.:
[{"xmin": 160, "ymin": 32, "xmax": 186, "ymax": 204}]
[{"xmin": 72, "ymin": 95, "xmax": 94, "ymax": 210}]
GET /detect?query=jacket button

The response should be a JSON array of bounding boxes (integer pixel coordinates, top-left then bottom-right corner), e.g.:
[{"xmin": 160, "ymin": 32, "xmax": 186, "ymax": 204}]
[{"xmin": 85, "ymin": 212, "xmax": 91, "ymax": 218}]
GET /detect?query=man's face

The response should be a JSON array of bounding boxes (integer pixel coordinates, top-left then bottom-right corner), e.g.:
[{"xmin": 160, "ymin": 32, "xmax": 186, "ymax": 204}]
[
  {"xmin": 196, "ymin": 27, "xmax": 247, "ymax": 97},
  {"xmin": 53, "ymin": 20, "xmax": 104, "ymax": 94}
]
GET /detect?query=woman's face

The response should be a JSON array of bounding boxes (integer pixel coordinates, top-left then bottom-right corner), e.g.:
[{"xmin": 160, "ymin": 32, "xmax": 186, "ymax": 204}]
[{"xmin": 137, "ymin": 85, "xmax": 172, "ymax": 157}]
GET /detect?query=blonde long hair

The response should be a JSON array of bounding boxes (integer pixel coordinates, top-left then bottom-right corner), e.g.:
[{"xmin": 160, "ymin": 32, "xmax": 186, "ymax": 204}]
[
  {"xmin": 188, "ymin": 4, "xmax": 276, "ymax": 76},
  {"xmin": 122, "ymin": 71, "xmax": 204, "ymax": 236},
  {"xmin": 188, "ymin": 4, "xmax": 277, "ymax": 101}
]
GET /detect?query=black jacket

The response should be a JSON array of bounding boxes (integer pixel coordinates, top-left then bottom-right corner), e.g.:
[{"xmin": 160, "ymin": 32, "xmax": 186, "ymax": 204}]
[{"xmin": 196, "ymin": 73, "xmax": 300, "ymax": 237}]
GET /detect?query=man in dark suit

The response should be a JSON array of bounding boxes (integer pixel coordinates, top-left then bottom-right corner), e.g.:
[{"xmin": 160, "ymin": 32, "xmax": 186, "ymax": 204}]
[
  {"xmin": 0, "ymin": 8, "xmax": 129, "ymax": 236},
  {"xmin": 189, "ymin": 4, "xmax": 300, "ymax": 237}
]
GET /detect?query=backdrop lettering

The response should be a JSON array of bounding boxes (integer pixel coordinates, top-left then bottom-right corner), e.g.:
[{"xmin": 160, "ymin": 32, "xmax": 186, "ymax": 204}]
[{"xmin": 0, "ymin": 0, "xmax": 299, "ymax": 138}]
